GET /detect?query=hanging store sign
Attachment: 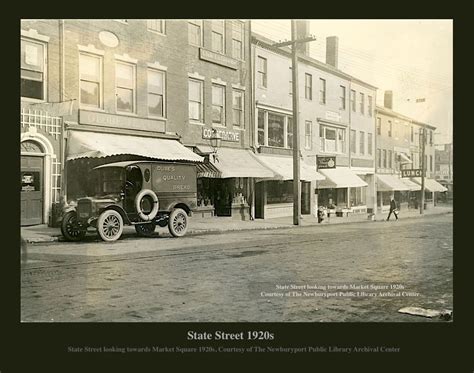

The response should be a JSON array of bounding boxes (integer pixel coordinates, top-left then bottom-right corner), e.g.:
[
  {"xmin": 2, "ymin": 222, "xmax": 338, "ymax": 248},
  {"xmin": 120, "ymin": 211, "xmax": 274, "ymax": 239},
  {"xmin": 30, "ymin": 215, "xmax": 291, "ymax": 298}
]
[
  {"xmin": 202, "ymin": 127, "xmax": 240, "ymax": 142},
  {"xmin": 199, "ymin": 48, "xmax": 239, "ymax": 70},
  {"xmin": 401, "ymin": 169, "xmax": 425, "ymax": 178},
  {"xmin": 317, "ymin": 156, "xmax": 336, "ymax": 169}
]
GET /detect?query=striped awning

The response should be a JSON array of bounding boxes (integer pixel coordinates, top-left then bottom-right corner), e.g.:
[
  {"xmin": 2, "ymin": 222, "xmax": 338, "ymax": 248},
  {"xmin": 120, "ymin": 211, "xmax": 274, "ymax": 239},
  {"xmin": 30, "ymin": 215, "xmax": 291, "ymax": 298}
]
[{"xmin": 196, "ymin": 162, "xmax": 221, "ymax": 178}]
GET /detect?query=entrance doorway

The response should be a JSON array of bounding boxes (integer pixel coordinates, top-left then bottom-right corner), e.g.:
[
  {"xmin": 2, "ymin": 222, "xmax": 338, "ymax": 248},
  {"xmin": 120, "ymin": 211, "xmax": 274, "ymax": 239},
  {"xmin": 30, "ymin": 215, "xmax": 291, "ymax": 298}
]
[{"xmin": 21, "ymin": 155, "xmax": 44, "ymax": 225}]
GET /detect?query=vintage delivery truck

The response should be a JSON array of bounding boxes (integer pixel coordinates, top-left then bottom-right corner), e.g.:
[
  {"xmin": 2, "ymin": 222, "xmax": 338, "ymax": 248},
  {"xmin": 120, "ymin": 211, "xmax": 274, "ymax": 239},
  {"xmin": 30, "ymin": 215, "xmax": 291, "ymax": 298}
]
[{"xmin": 61, "ymin": 161, "xmax": 197, "ymax": 242}]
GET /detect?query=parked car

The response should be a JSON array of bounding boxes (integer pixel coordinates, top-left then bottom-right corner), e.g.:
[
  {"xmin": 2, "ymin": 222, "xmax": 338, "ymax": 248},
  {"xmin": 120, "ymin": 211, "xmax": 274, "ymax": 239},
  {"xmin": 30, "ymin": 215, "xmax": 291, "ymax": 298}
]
[{"xmin": 61, "ymin": 161, "xmax": 198, "ymax": 242}]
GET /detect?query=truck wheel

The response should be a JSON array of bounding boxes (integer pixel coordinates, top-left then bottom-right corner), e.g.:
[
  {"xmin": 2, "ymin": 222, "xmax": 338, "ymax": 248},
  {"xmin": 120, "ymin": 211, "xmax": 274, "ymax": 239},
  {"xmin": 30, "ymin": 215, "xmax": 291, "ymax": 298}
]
[
  {"xmin": 135, "ymin": 222, "xmax": 156, "ymax": 237},
  {"xmin": 97, "ymin": 210, "xmax": 124, "ymax": 242},
  {"xmin": 61, "ymin": 211, "xmax": 86, "ymax": 242},
  {"xmin": 168, "ymin": 208, "xmax": 188, "ymax": 237}
]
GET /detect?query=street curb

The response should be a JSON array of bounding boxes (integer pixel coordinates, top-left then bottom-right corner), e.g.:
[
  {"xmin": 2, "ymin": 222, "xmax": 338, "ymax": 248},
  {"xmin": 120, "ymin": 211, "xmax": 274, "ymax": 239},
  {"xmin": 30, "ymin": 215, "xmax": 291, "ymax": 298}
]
[{"xmin": 22, "ymin": 210, "xmax": 452, "ymax": 244}]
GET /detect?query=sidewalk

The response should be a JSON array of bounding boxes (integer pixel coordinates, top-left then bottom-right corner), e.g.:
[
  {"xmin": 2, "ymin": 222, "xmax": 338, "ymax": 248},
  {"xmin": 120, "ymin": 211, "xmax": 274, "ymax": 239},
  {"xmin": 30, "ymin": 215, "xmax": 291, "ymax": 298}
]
[{"xmin": 21, "ymin": 205, "xmax": 453, "ymax": 244}]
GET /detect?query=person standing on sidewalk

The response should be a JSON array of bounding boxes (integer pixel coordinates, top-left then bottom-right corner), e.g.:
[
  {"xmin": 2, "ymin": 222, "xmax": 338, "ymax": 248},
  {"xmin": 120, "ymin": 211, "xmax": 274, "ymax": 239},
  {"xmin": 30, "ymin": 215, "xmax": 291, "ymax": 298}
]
[{"xmin": 386, "ymin": 198, "xmax": 399, "ymax": 221}]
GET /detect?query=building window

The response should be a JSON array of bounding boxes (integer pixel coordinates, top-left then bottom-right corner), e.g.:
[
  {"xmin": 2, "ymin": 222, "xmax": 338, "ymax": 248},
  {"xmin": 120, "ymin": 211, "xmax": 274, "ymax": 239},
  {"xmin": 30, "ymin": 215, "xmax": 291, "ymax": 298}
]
[
  {"xmin": 319, "ymin": 126, "xmax": 345, "ymax": 153},
  {"xmin": 411, "ymin": 126, "xmax": 414, "ymax": 142},
  {"xmin": 287, "ymin": 118, "xmax": 293, "ymax": 149},
  {"xmin": 350, "ymin": 129, "xmax": 356, "ymax": 154},
  {"xmin": 359, "ymin": 131, "xmax": 365, "ymax": 155},
  {"xmin": 257, "ymin": 56, "xmax": 267, "ymax": 88},
  {"xmin": 359, "ymin": 92, "xmax": 365, "ymax": 114},
  {"xmin": 383, "ymin": 149, "xmax": 387, "ymax": 168},
  {"xmin": 258, "ymin": 110, "xmax": 265, "ymax": 146},
  {"xmin": 232, "ymin": 89, "xmax": 244, "ymax": 126},
  {"xmin": 289, "ymin": 67, "xmax": 292, "ymax": 95},
  {"xmin": 188, "ymin": 20, "xmax": 203, "ymax": 46},
  {"xmin": 232, "ymin": 21, "xmax": 244, "ymax": 60},
  {"xmin": 211, "ymin": 20, "xmax": 225, "ymax": 54},
  {"xmin": 79, "ymin": 53, "xmax": 102, "ymax": 108},
  {"xmin": 368, "ymin": 95, "xmax": 373, "ymax": 117},
  {"xmin": 115, "ymin": 62, "xmax": 135, "ymax": 113},
  {"xmin": 305, "ymin": 121, "xmax": 312, "ymax": 149},
  {"xmin": 350, "ymin": 89, "xmax": 356, "ymax": 112},
  {"xmin": 430, "ymin": 155, "xmax": 433, "ymax": 172},
  {"xmin": 188, "ymin": 79, "xmax": 203, "ymax": 122},
  {"xmin": 377, "ymin": 148, "xmax": 381, "ymax": 168},
  {"xmin": 319, "ymin": 78, "xmax": 326, "ymax": 104},
  {"xmin": 377, "ymin": 117, "xmax": 381, "ymax": 135},
  {"xmin": 147, "ymin": 20, "xmax": 165, "ymax": 34},
  {"xmin": 367, "ymin": 133, "xmax": 373, "ymax": 155},
  {"xmin": 212, "ymin": 84, "xmax": 225, "ymax": 125},
  {"xmin": 388, "ymin": 150, "xmax": 392, "ymax": 169},
  {"xmin": 21, "ymin": 38, "xmax": 46, "ymax": 100},
  {"xmin": 268, "ymin": 112, "xmax": 285, "ymax": 147},
  {"xmin": 304, "ymin": 73, "xmax": 312, "ymax": 100},
  {"xmin": 147, "ymin": 69, "xmax": 165, "ymax": 117},
  {"xmin": 388, "ymin": 121, "xmax": 392, "ymax": 137},
  {"xmin": 430, "ymin": 130, "xmax": 433, "ymax": 145},
  {"xmin": 340, "ymin": 86, "xmax": 346, "ymax": 110}
]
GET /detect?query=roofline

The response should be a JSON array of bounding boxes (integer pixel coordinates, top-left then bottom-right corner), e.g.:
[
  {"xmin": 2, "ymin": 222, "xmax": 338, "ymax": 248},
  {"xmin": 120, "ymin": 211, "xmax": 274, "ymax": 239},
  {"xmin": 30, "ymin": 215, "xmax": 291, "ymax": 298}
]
[
  {"xmin": 375, "ymin": 105, "xmax": 436, "ymax": 129},
  {"xmin": 251, "ymin": 32, "xmax": 378, "ymax": 91}
]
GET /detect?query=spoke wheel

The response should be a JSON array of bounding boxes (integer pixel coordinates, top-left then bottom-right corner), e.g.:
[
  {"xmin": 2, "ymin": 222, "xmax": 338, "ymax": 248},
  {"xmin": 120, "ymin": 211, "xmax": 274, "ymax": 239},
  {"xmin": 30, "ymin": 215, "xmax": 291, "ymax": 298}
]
[
  {"xmin": 135, "ymin": 222, "xmax": 156, "ymax": 237},
  {"xmin": 61, "ymin": 211, "xmax": 86, "ymax": 242},
  {"xmin": 97, "ymin": 210, "xmax": 124, "ymax": 242},
  {"xmin": 168, "ymin": 208, "xmax": 188, "ymax": 237}
]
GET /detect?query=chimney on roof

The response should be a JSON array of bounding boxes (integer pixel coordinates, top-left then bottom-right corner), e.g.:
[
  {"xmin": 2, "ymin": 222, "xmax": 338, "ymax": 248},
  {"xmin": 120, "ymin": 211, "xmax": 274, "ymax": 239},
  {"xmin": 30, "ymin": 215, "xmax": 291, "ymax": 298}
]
[
  {"xmin": 384, "ymin": 90, "xmax": 393, "ymax": 109},
  {"xmin": 326, "ymin": 36, "xmax": 339, "ymax": 68},
  {"xmin": 295, "ymin": 20, "xmax": 310, "ymax": 56}
]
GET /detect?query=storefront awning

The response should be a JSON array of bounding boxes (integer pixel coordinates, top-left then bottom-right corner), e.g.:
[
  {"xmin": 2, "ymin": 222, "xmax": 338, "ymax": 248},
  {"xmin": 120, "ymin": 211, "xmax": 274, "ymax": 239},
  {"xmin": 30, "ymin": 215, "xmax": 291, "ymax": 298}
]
[
  {"xmin": 399, "ymin": 152, "xmax": 412, "ymax": 164},
  {"xmin": 252, "ymin": 154, "xmax": 325, "ymax": 181},
  {"xmin": 376, "ymin": 174, "xmax": 411, "ymax": 192},
  {"xmin": 196, "ymin": 162, "xmax": 222, "ymax": 178},
  {"xmin": 67, "ymin": 131, "xmax": 203, "ymax": 162},
  {"xmin": 210, "ymin": 147, "xmax": 275, "ymax": 178},
  {"xmin": 411, "ymin": 178, "xmax": 448, "ymax": 192},
  {"xmin": 400, "ymin": 177, "xmax": 421, "ymax": 191},
  {"xmin": 317, "ymin": 167, "xmax": 368, "ymax": 189}
]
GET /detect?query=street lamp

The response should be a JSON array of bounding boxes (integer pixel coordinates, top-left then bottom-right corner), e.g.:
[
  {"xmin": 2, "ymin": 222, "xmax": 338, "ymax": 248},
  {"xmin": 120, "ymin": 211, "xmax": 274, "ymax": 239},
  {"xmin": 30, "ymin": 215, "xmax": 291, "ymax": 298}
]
[{"xmin": 209, "ymin": 128, "xmax": 222, "ymax": 162}]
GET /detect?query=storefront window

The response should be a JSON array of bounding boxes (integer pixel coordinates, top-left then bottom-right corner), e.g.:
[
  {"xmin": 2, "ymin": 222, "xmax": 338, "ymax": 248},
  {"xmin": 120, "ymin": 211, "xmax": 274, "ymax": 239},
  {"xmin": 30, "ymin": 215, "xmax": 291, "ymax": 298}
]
[
  {"xmin": 267, "ymin": 181, "xmax": 293, "ymax": 204},
  {"xmin": 258, "ymin": 110, "xmax": 265, "ymax": 146},
  {"xmin": 287, "ymin": 118, "xmax": 293, "ymax": 149},
  {"xmin": 350, "ymin": 187, "xmax": 367, "ymax": 206},
  {"xmin": 267, "ymin": 113, "xmax": 285, "ymax": 148}
]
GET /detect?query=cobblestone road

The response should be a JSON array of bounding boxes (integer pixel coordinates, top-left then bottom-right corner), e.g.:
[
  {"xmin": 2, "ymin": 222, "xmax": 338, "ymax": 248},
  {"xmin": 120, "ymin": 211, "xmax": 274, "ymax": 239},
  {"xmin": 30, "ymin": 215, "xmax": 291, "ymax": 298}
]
[{"xmin": 21, "ymin": 214, "xmax": 453, "ymax": 322}]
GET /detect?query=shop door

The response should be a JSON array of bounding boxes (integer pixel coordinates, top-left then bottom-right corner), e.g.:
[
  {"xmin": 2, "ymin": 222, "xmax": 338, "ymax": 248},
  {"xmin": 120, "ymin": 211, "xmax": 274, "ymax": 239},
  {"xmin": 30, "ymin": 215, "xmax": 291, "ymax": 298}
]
[
  {"xmin": 21, "ymin": 156, "xmax": 43, "ymax": 226},
  {"xmin": 255, "ymin": 182, "xmax": 264, "ymax": 219},
  {"xmin": 301, "ymin": 181, "xmax": 311, "ymax": 215},
  {"xmin": 214, "ymin": 179, "xmax": 232, "ymax": 216}
]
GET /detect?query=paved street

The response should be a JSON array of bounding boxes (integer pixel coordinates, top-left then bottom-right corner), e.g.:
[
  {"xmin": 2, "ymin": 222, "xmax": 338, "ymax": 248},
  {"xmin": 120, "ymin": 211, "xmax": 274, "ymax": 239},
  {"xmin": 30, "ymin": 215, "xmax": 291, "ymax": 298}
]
[{"xmin": 21, "ymin": 214, "xmax": 452, "ymax": 322}]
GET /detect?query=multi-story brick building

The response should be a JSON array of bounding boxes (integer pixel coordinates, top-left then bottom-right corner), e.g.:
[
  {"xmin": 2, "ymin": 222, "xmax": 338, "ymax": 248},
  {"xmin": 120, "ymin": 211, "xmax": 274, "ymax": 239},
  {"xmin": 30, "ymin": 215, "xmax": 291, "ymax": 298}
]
[
  {"xmin": 21, "ymin": 19, "xmax": 274, "ymax": 226},
  {"xmin": 434, "ymin": 143, "xmax": 453, "ymax": 199},
  {"xmin": 251, "ymin": 30, "xmax": 377, "ymax": 219},
  {"xmin": 375, "ymin": 91, "xmax": 446, "ymax": 212}
]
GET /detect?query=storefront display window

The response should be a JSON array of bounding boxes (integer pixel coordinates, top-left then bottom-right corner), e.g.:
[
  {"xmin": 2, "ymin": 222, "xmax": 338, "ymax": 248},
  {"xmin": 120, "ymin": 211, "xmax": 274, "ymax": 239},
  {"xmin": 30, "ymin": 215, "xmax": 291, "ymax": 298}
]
[
  {"xmin": 268, "ymin": 113, "xmax": 284, "ymax": 147},
  {"xmin": 267, "ymin": 181, "xmax": 293, "ymax": 204}
]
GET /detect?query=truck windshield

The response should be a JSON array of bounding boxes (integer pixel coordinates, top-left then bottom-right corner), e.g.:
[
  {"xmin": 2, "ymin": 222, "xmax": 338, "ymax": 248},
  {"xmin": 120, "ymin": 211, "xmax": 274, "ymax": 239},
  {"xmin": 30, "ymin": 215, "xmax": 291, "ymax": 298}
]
[{"xmin": 95, "ymin": 167, "xmax": 125, "ymax": 196}]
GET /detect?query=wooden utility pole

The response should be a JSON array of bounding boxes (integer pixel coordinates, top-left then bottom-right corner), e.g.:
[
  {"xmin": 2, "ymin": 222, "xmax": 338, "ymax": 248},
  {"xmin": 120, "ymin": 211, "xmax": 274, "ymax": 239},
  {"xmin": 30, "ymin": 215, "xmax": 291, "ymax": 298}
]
[
  {"xmin": 272, "ymin": 21, "xmax": 316, "ymax": 225},
  {"xmin": 420, "ymin": 126, "xmax": 426, "ymax": 214}
]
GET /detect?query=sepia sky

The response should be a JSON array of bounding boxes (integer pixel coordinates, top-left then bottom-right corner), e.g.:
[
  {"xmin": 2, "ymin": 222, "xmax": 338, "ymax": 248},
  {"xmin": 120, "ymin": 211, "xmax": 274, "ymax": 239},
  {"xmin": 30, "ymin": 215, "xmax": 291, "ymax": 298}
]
[{"xmin": 251, "ymin": 19, "xmax": 453, "ymax": 144}]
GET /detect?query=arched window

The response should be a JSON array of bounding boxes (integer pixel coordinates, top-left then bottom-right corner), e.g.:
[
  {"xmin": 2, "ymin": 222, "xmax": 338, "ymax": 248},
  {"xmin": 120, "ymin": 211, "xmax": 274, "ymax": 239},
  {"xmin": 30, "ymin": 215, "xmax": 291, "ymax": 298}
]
[{"xmin": 21, "ymin": 140, "xmax": 43, "ymax": 154}]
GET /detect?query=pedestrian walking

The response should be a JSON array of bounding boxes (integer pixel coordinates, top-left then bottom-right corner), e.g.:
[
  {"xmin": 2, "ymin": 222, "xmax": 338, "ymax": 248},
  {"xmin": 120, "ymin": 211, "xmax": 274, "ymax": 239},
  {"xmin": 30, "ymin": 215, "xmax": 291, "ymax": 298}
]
[
  {"xmin": 317, "ymin": 206, "xmax": 325, "ymax": 223},
  {"xmin": 386, "ymin": 198, "xmax": 399, "ymax": 221}
]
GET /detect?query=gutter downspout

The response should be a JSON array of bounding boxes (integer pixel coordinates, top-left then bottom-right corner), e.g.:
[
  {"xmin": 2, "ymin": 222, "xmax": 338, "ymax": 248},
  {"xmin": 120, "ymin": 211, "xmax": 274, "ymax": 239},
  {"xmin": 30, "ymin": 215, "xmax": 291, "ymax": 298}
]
[
  {"xmin": 59, "ymin": 19, "xmax": 68, "ymax": 205},
  {"xmin": 248, "ymin": 20, "xmax": 255, "ymax": 220}
]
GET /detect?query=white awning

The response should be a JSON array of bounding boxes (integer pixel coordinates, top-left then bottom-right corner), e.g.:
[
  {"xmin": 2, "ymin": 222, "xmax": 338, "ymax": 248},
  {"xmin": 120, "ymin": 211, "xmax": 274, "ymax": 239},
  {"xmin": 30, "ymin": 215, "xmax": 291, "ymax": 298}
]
[
  {"xmin": 253, "ymin": 154, "xmax": 325, "ymax": 181},
  {"xmin": 67, "ymin": 131, "xmax": 203, "ymax": 162},
  {"xmin": 376, "ymin": 174, "xmax": 411, "ymax": 192},
  {"xmin": 400, "ymin": 177, "xmax": 421, "ymax": 191},
  {"xmin": 318, "ymin": 167, "xmax": 368, "ymax": 189},
  {"xmin": 399, "ymin": 152, "xmax": 412, "ymax": 164},
  {"xmin": 210, "ymin": 147, "xmax": 275, "ymax": 178},
  {"xmin": 411, "ymin": 178, "xmax": 448, "ymax": 192}
]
